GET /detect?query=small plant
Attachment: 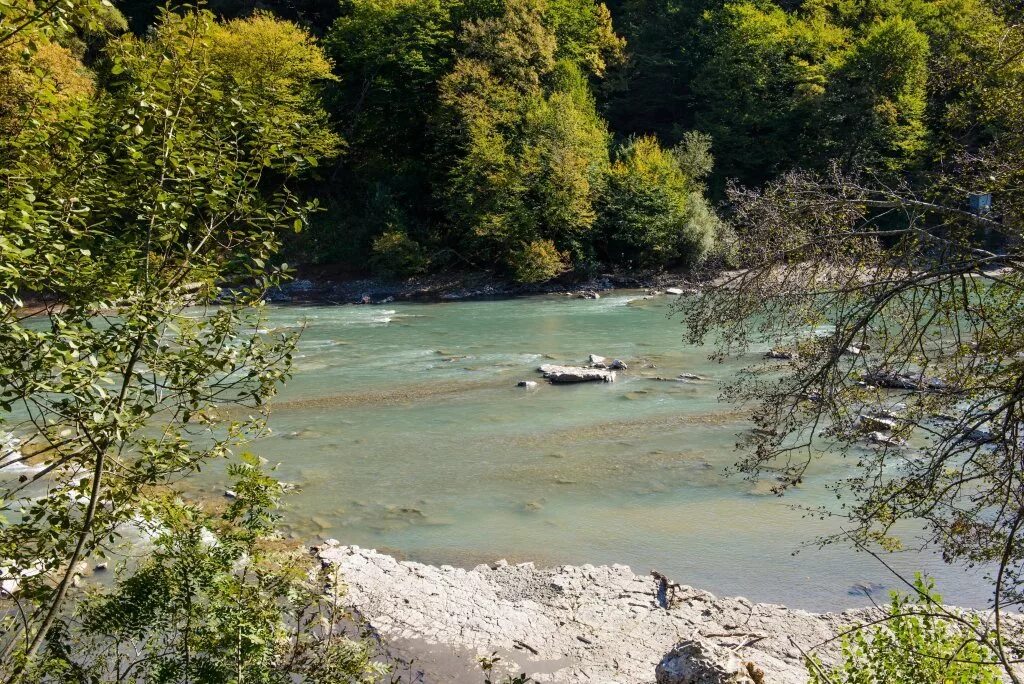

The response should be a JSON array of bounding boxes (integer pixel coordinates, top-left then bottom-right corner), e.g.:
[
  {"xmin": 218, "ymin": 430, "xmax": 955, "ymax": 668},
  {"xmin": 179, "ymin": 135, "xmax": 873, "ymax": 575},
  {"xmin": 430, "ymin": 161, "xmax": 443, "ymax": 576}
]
[
  {"xmin": 370, "ymin": 229, "xmax": 430, "ymax": 277},
  {"xmin": 807, "ymin": 576, "xmax": 1003, "ymax": 684},
  {"xmin": 479, "ymin": 652, "xmax": 535, "ymax": 684}
]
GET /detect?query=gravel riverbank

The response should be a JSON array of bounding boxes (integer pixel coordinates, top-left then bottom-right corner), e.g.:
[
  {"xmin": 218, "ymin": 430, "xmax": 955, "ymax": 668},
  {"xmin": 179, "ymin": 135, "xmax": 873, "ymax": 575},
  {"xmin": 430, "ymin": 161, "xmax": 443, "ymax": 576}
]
[{"xmin": 317, "ymin": 544, "xmax": 877, "ymax": 683}]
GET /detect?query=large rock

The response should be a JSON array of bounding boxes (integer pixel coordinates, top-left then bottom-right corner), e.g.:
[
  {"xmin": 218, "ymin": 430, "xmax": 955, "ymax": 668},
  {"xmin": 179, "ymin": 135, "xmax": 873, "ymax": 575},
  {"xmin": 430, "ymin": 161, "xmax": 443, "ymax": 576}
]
[
  {"xmin": 656, "ymin": 639, "xmax": 762, "ymax": 684},
  {"xmin": 538, "ymin": 364, "xmax": 615, "ymax": 383}
]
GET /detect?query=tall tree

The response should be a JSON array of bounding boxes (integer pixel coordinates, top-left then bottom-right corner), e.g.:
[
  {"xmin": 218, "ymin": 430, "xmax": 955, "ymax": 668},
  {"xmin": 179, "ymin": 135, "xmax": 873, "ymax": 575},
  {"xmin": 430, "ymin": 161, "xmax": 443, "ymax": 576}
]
[
  {"xmin": 681, "ymin": 15, "xmax": 1024, "ymax": 675},
  {"xmin": 0, "ymin": 8, "xmax": 338, "ymax": 678},
  {"xmin": 438, "ymin": 0, "xmax": 611, "ymax": 281}
]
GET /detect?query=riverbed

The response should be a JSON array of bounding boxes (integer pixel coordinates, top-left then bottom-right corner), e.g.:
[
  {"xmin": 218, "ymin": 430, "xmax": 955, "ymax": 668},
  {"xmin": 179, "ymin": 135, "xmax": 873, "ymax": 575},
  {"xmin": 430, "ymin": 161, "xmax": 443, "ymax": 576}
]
[{"xmin": 190, "ymin": 291, "xmax": 990, "ymax": 610}]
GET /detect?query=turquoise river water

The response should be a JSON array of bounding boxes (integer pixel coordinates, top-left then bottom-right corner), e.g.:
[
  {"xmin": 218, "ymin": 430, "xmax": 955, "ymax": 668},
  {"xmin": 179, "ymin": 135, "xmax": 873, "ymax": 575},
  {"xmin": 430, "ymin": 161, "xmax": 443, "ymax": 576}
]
[{"xmin": 187, "ymin": 292, "xmax": 989, "ymax": 610}]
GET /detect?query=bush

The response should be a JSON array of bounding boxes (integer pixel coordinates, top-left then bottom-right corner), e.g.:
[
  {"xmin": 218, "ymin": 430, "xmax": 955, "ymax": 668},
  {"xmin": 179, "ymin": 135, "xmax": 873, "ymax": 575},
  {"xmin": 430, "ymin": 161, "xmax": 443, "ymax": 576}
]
[
  {"xmin": 598, "ymin": 136, "xmax": 717, "ymax": 269},
  {"xmin": 371, "ymin": 229, "xmax": 430, "ymax": 277},
  {"xmin": 807, "ymin": 576, "xmax": 1003, "ymax": 684},
  {"xmin": 509, "ymin": 239, "xmax": 566, "ymax": 283},
  {"xmin": 38, "ymin": 456, "xmax": 388, "ymax": 683}
]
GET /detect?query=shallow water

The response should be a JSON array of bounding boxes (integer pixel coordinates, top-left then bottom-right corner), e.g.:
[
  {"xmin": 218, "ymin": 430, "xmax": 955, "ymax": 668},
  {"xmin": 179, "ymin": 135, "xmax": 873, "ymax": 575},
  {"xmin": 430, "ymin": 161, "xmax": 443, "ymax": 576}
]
[{"xmin": 189, "ymin": 292, "xmax": 990, "ymax": 610}]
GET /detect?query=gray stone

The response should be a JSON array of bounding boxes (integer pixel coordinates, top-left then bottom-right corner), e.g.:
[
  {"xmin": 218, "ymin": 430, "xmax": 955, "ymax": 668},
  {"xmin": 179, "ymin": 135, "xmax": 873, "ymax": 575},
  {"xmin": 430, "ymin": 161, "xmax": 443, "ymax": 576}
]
[
  {"xmin": 538, "ymin": 364, "xmax": 615, "ymax": 383},
  {"xmin": 656, "ymin": 639, "xmax": 759, "ymax": 684},
  {"xmin": 863, "ymin": 370, "xmax": 947, "ymax": 391},
  {"xmin": 517, "ymin": 380, "xmax": 539, "ymax": 389},
  {"xmin": 857, "ymin": 414, "xmax": 898, "ymax": 432},
  {"xmin": 868, "ymin": 431, "xmax": 905, "ymax": 447}
]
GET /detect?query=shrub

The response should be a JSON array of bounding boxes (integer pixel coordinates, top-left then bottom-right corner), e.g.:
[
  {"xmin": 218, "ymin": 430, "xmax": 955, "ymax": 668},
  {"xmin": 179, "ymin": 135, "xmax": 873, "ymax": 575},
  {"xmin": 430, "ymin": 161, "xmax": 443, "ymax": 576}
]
[
  {"xmin": 39, "ymin": 456, "xmax": 388, "ymax": 683},
  {"xmin": 371, "ymin": 229, "xmax": 430, "ymax": 277},
  {"xmin": 807, "ymin": 576, "xmax": 1003, "ymax": 684},
  {"xmin": 509, "ymin": 239, "xmax": 566, "ymax": 283},
  {"xmin": 598, "ymin": 136, "xmax": 717, "ymax": 269}
]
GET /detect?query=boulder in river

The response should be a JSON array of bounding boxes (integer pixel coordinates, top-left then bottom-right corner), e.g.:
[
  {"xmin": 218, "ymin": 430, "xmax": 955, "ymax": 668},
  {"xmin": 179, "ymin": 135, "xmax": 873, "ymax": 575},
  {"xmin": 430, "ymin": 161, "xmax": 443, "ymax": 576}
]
[
  {"xmin": 538, "ymin": 364, "xmax": 615, "ymax": 383},
  {"xmin": 765, "ymin": 348, "xmax": 798, "ymax": 361},
  {"xmin": 517, "ymin": 380, "xmax": 539, "ymax": 389},
  {"xmin": 857, "ymin": 414, "xmax": 899, "ymax": 432},
  {"xmin": 863, "ymin": 370, "xmax": 947, "ymax": 391}
]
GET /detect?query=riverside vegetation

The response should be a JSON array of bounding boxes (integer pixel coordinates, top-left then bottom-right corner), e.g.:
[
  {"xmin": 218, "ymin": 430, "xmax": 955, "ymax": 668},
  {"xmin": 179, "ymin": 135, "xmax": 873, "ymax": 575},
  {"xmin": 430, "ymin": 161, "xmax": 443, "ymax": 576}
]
[{"xmin": 1, "ymin": 0, "xmax": 1023, "ymax": 682}]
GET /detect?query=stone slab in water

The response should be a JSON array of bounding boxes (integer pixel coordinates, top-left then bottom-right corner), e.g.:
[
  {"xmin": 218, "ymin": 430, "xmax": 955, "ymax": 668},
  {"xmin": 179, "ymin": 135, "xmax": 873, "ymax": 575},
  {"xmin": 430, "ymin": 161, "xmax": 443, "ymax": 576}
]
[{"xmin": 538, "ymin": 364, "xmax": 615, "ymax": 383}]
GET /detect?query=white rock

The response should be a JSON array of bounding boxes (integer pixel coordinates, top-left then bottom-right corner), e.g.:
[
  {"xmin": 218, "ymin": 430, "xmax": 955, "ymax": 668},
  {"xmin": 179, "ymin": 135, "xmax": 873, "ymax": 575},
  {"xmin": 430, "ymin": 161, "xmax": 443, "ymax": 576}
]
[
  {"xmin": 517, "ymin": 380, "xmax": 539, "ymax": 389},
  {"xmin": 656, "ymin": 638, "xmax": 759, "ymax": 683},
  {"xmin": 868, "ymin": 431, "xmax": 905, "ymax": 447},
  {"xmin": 539, "ymin": 364, "xmax": 615, "ymax": 384}
]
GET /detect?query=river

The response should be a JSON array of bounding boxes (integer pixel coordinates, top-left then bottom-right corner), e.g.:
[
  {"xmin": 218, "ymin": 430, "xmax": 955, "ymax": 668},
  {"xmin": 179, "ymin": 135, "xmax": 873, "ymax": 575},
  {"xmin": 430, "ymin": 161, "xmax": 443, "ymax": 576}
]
[{"xmin": 188, "ymin": 291, "xmax": 990, "ymax": 610}]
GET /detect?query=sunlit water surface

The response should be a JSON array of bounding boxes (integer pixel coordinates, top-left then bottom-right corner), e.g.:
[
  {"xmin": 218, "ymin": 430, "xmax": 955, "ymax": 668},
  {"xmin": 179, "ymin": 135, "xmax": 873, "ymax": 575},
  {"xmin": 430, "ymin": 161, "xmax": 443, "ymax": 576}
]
[{"xmin": 186, "ymin": 293, "xmax": 989, "ymax": 610}]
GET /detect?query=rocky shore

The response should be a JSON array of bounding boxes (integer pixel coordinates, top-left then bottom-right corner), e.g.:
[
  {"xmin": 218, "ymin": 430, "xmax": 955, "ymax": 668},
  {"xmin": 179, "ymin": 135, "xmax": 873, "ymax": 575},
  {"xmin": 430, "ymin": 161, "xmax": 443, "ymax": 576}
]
[
  {"xmin": 265, "ymin": 270, "xmax": 703, "ymax": 305},
  {"xmin": 317, "ymin": 544, "xmax": 877, "ymax": 683}
]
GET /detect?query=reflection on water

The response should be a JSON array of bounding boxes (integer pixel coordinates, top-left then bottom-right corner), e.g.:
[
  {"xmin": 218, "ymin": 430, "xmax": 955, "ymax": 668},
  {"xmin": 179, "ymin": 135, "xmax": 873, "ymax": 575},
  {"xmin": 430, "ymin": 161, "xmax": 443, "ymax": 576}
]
[{"xmin": 183, "ymin": 293, "xmax": 988, "ymax": 609}]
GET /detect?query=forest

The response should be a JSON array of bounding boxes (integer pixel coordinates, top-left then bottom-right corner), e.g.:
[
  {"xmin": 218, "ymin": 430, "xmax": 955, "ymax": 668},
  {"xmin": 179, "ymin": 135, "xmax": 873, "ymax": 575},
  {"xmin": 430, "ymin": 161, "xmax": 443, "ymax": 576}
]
[{"xmin": 12, "ymin": 0, "xmax": 1018, "ymax": 283}]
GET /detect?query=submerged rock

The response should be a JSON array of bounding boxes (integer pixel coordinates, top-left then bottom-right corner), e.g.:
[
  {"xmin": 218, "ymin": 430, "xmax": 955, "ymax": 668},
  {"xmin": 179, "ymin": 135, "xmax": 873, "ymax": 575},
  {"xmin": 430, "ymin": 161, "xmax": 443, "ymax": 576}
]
[{"xmin": 517, "ymin": 380, "xmax": 539, "ymax": 389}]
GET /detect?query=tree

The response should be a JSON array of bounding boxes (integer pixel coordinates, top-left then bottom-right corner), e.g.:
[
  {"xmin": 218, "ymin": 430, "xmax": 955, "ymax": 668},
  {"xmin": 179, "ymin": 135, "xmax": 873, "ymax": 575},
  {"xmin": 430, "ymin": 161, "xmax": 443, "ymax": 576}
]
[
  {"xmin": 692, "ymin": 1, "xmax": 846, "ymax": 186},
  {"xmin": 438, "ymin": 0, "xmax": 610, "ymax": 281},
  {"xmin": 807, "ymin": 576, "xmax": 1002, "ymax": 683},
  {"xmin": 823, "ymin": 16, "xmax": 929, "ymax": 172},
  {"xmin": 681, "ymin": 27, "xmax": 1024, "ymax": 672},
  {"xmin": 0, "ymin": 8, "xmax": 339, "ymax": 678}
]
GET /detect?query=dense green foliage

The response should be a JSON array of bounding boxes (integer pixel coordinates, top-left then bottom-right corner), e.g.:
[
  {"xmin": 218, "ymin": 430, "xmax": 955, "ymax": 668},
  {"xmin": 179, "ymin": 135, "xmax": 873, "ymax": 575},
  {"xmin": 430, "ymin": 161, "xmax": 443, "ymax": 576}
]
[
  {"xmin": 605, "ymin": 0, "xmax": 1020, "ymax": 187},
  {"xmin": 807, "ymin": 577, "xmax": 1002, "ymax": 683},
  {"xmin": 43, "ymin": 456, "xmax": 385, "ymax": 683},
  {"xmin": 597, "ymin": 135, "xmax": 718, "ymax": 268},
  {"xmin": 78, "ymin": 0, "xmax": 1023, "ymax": 282},
  {"xmin": 0, "ymin": 3, "xmax": 375, "ymax": 680},
  {"xmin": 307, "ymin": 0, "xmax": 713, "ymax": 280}
]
